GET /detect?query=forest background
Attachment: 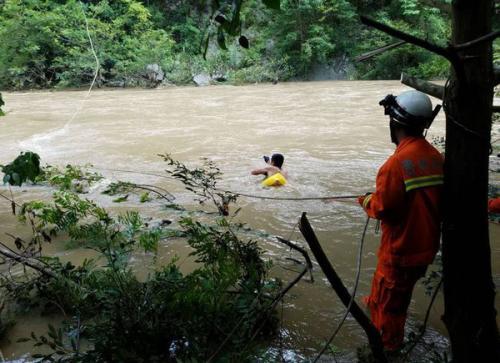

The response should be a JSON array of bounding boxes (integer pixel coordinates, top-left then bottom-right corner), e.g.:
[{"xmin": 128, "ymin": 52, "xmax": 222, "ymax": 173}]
[{"xmin": 0, "ymin": 0, "xmax": 485, "ymax": 90}]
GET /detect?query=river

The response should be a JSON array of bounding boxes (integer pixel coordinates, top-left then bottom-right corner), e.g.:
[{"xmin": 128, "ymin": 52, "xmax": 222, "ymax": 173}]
[{"xmin": 0, "ymin": 81, "xmax": 498, "ymax": 361}]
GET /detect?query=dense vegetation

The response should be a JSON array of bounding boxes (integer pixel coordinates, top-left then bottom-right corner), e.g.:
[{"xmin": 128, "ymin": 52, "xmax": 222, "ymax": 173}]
[
  {"xmin": 0, "ymin": 155, "xmax": 291, "ymax": 362},
  {"xmin": 0, "ymin": 0, "xmax": 455, "ymax": 89}
]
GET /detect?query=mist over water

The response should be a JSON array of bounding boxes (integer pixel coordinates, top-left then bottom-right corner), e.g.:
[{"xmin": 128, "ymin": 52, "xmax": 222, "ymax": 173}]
[{"xmin": 1, "ymin": 81, "xmax": 498, "ymax": 360}]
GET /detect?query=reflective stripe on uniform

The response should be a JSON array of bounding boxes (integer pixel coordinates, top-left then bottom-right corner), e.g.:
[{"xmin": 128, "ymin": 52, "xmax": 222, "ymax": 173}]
[
  {"xmin": 404, "ymin": 174, "xmax": 443, "ymax": 192},
  {"xmin": 363, "ymin": 194, "xmax": 372, "ymax": 208}
]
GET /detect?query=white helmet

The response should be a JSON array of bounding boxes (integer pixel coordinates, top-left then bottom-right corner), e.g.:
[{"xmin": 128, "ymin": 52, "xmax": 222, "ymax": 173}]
[{"xmin": 379, "ymin": 90, "xmax": 441, "ymax": 129}]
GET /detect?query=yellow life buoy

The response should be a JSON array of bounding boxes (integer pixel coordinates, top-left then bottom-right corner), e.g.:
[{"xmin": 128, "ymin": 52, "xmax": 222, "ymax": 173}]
[{"xmin": 262, "ymin": 172, "xmax": 287, "ymax": 187}]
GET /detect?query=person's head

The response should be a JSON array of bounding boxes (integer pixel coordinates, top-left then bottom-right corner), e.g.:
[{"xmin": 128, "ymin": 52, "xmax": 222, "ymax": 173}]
[
  {"xmin": 271, "ymin": 153, "xmax": 284, "ymax": 169},
  {"xmin": 379, "ymin": 90, "xmax": 441, "ymax": 145}
]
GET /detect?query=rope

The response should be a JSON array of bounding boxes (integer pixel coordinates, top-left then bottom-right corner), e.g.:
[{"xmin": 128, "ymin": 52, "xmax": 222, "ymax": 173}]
[
  {"xmin": 81, "ymin": 2, "xmax": 100, "ymax": 98},
  {"xmin": 61, "ymin": 2, "xmax": 100, "ymax": 129},
  {"xmin": 93, "ymin": 167, "xmax": 363, "ymax": 202},
  {"xmin": 312, "ymin": 216, "xmax": 370, "ymax": 363},
  {"xmin": 224, "ymin": 191, "xmax": 361, "ymax": 201}
]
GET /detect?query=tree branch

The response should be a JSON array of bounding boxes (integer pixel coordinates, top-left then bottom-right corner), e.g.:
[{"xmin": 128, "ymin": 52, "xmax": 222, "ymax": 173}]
[
  {"xmin": 360, "ymin": 16, "xmax": 465, "ymax": 81},
  {"xmin": 276, "ymin": 236, "xmax": 314, "ymax": 282},
  {"xmin": 400, "ymin": 73, "xmax": 444, "ymax": 100},
  {"xmin": 453, "ymin": 30, "xmax": 500, "ymax": 51},
  {"xmin": 354, "ymin": 41, "xmax": 406, "ymax": 62},
  {"xmin": 493, "ymin": 106, "xmax": 500, "ymax": 113},
  {"xmin": 360, "ymin": 16, "xmax": 452, "ymax": 61},
  {"xmin": 494, "ymin": 65, "xmax": 500, "ymax": 87},
  {"xmin": 0, "ymin": 244, "xmax": 56, "ymax": 278},
  {"xmin": 299, "ymin": 212, "xmax": 387, "ymax": 363}
]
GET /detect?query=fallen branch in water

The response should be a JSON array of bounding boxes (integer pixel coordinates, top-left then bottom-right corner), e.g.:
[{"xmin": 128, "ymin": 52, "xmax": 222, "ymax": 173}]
[
  {"xmin": 276, "ymin": 236, "xmax": 314, "ymax": 282},
  {"xmin": 0, "ymin": 243, "xmax": 56, "ymax": 278},
  {"xmin": 299, "ymin": 212, "xmax": 387, "ymax": 363}
]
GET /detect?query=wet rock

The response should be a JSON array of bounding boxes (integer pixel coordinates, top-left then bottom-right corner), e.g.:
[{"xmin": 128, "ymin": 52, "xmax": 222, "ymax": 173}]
[
  {"xmin": 107, "ymin": 80, "xmax": 125, "ymax": 88},
  {"xmin": 146, "ymin": 64, "xmax": 165, "ymax": 83},
  {"xmin": 193, "ymin": 73, "xmax": 211, "ymax": 86},
  {"xmin": 149, "ymin": 219, "xmax": 173, "ymax": 229}
]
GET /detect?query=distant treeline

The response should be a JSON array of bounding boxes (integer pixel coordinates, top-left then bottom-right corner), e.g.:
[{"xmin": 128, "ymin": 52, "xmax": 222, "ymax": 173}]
[{"xmin": 0, "ymin": 0, "xmax": 460, "ymax": 89}]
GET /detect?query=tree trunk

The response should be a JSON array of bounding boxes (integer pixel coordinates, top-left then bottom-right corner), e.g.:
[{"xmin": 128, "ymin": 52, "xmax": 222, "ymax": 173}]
[{"xmin": 442, "ymin": 1, "xmax": 500, "ymax": 362}]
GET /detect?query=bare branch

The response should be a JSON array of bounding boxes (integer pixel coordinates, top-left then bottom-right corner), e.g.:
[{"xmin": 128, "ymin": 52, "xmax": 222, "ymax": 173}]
[
  {"xmin": 360, "ymin": 16, "xmax": 465, "ymax": 81},
  {"xmin": 400, "ymin": 73, "xmax": 444, "ymax": 100},
  {"xmin": 453, "ymin": 31, "xmax": 500, "ymax": 51},
  {"xmin": 276, "ymin": 236, "xmax": 314, "ymax": 282},
  {"xmin": 0, "ymin": 244, "xmax": 56, "ymax": 278},
  {"xmin": 299, "ymin": 212, "xmax": 387, "ymax": 363},
  {"xmin": 360, "ymin": 16, "xmax": 452, "ymax": 61},
  {"xmin": 355, "ymin": 41, "xmax": 406, "ymax": 62}
]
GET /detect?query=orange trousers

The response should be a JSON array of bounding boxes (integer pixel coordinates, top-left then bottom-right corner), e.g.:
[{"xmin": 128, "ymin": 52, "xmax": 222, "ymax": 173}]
[{"xmin": 365, "ymin": 262, "xmax": 427, "ymax": 350}]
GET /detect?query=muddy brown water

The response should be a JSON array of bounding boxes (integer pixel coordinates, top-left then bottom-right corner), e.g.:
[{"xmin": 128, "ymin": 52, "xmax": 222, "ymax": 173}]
[{"xmin": 0, "ymin": 81, "xmax": 498, "ymax": 361}]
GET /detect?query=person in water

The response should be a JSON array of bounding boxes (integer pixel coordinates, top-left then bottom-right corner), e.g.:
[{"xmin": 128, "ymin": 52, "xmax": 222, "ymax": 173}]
[{"xmin": 251, "ymin": 153, "xmax": 288, "ymax": 179}]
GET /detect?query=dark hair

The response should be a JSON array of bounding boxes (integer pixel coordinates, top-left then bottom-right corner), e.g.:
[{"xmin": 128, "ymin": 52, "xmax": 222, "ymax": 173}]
[{"xmin": 271, "ymin": 153, "xmax": 284, "ymax": 169}]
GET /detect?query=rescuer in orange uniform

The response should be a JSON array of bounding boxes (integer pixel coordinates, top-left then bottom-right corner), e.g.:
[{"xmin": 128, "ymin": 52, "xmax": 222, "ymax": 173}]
[{"xmin": 358, "ymin": 90, "xmax": 444, "ymax": 351}]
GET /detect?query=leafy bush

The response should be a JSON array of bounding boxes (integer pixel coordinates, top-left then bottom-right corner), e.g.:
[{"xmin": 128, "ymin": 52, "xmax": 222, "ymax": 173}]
[
  {"xmin": 0, "ymin": 0, "xmax": 454, "ymax": 88},
  {"xmin": 1, "ymin": 151, "xmax": 41, "ymax": 186},
  {"xmin": 0, "ymin": 154, "xmax": 284, "ymax": 362},
  {"xmin": 6, "ymin": 191, "xmax": 278, "ymax": 361},
  {"xmin": 0, "ymin": 0, "xmax": 175, "ymax": 89},
  {"xmin": 37, "ymin": 164, "xmax": 103, "ymax": 192}
]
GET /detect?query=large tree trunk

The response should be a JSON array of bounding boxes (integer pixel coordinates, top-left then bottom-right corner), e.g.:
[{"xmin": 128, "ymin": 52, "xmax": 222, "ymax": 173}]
[{"xmin": 441, "ymin": 1, "xmax": 500, "ymax": 361}]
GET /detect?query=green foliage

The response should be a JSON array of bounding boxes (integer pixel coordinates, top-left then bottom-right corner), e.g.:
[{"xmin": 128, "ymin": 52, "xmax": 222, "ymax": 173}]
[
  {"xmin": 353, "ymin": 1, "xmax": 450, "ymax": 79},
  {"xmin": 37, "ymin": 164, "xmax": 103, "ymax": 192},
  {"xmin": 0, "ymin": 0, "xmax": 453, "ymax": 88},
  {"xmin": 139, "ymin": 192, "xmax": 151, "ymax": 203},
  {"xmin": 3, "ymin": 185, "xmax": 278, "ymax": 361},
  {"xmin": 160, "ymin": 154, "xmax": 237, "ymax": 215},
  {"xmin": 0, "ymin": 0, "xmax": 174, "ymax": 88},
  {"xmin": 103, "ymin": 180, "xmax": 174, "ymax": 203},
  {"xmin": 20, "ymin": 191, "xmax": 110, "ymax": 237},
  {"xmin": 1, "ymin": 151, "xmax": 41, "ymax": 186}
]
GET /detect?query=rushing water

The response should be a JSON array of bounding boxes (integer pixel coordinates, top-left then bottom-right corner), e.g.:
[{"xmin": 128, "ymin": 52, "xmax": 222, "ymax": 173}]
[{"xmin": 0, "ymin": 81, "xmax": 498, "ymax": 361}]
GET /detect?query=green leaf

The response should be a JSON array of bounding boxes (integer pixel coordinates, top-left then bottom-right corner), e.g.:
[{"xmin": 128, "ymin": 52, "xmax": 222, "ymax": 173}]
[
  {"xmin": 112, "ymin": 194, "xmax": 129, "ymax": 203},
  {"xmin": 140, "ymin": 192, "xmax": 151, "ymax": 203},
  {"xmin": 263, "ymin": 0, "xmax": 280, "ymax": 10}
]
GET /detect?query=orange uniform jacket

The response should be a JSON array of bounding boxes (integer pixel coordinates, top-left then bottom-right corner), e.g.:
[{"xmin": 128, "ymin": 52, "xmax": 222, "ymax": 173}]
[{"xmin": 360, "ymin": 137, "xmax": 444, "ymax": 267}]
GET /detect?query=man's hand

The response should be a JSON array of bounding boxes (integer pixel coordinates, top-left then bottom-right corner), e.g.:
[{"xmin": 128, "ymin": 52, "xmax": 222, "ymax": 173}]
[{"xmin": 358, "ymin": 192, "xmax": 372, "ymax": 208}]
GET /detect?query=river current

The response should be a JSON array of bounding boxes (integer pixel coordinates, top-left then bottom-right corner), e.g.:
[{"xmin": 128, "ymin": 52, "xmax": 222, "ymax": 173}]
[{"xmin": 0, "ymin": 81, "xmax": 498, "ymax": 361}]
